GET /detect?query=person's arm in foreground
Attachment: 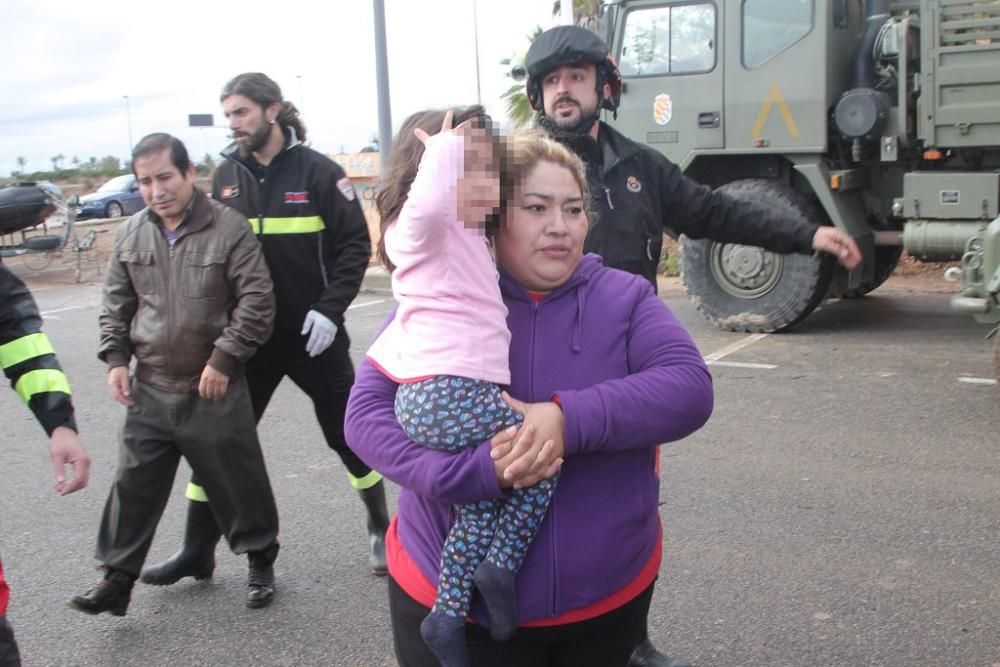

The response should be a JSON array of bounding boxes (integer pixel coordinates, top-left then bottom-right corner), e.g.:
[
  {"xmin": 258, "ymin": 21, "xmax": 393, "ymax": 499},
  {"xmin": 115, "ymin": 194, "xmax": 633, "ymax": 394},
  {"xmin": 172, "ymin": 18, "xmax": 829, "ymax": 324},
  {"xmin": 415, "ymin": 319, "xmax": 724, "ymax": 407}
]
[
  {"xmin": 658, "ymin": 159, "xmax": 861, "ymax": 269},
  {"xmin": 1, "ymin": 264, "xmax": 90, "ymax": 494}
]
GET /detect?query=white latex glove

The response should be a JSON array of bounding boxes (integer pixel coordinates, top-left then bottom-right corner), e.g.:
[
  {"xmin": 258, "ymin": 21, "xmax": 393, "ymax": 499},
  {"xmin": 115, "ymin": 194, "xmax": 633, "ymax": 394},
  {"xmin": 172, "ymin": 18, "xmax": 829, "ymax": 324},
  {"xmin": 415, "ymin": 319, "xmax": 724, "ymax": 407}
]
[{"xmin": 301, "ymin": 309, "xmax": 338, "ymax": 357}]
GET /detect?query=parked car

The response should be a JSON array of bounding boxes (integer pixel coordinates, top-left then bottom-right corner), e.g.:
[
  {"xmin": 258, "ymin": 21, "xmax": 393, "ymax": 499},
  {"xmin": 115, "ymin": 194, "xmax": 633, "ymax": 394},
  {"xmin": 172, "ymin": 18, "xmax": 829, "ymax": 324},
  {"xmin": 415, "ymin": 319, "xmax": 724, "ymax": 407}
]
[{"xmin": 76, "ymin": 174, "xmax": 145, "ymax": 220}]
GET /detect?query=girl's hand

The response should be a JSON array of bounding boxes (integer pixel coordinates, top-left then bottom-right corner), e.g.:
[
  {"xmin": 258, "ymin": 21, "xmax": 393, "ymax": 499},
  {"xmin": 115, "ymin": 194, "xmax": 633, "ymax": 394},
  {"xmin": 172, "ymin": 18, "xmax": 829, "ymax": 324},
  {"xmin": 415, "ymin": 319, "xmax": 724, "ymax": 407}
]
[
  {"xmin": 413, "ymin": 109, "xmax": 455, "ymax": 145},
  {"xmin": 412, "ymin": 110, "xmax": 482, "ymax": 146}
]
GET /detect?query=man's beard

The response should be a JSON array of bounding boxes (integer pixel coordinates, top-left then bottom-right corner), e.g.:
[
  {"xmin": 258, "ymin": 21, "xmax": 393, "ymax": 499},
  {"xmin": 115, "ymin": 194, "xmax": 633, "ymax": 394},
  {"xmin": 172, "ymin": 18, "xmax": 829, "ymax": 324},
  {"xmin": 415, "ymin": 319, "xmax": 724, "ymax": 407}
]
[
  {"xmin": 235, "ymin": 123, "xmax": 272, "ymax": 157},
  {"xmin": 536, "ymin": 101, "xmax": 602, "ymax": 168},
  {"xmin": 537, "ymin": 95, "xmax": 600, "ymax": 140}
]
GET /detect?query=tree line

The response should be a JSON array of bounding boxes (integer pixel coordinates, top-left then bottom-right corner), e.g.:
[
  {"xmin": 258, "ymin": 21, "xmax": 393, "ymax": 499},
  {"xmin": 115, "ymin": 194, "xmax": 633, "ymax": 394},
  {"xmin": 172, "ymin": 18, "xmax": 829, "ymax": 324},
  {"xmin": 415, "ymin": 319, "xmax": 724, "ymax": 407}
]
[{"xmin": 4, "ymin": 153, "xmax": 218, "ymax": 185}]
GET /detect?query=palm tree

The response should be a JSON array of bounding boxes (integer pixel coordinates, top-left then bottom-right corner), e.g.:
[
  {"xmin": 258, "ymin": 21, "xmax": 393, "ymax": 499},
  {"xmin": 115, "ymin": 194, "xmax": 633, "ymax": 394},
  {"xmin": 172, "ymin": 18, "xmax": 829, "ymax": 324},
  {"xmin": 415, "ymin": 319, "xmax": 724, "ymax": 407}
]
[
  {"xmin": 15, "ymin": 156, "xmax": 27, "ymax": 175},
  {"xmin": 499, "ymin": 3, "xmax": 606, "ymax": 128},
  {"xmin": 552, "ymin": 0, "xmax": 605, "ymax": 30}
]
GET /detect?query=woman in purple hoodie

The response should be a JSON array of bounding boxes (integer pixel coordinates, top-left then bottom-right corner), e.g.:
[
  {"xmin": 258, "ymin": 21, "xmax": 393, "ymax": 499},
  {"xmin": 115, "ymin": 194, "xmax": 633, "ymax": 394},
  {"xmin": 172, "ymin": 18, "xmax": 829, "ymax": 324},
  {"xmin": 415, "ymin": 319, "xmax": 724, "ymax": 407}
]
[{"xmin": 345, "ymin": 130, "xmax": 714, "ymax": 667}]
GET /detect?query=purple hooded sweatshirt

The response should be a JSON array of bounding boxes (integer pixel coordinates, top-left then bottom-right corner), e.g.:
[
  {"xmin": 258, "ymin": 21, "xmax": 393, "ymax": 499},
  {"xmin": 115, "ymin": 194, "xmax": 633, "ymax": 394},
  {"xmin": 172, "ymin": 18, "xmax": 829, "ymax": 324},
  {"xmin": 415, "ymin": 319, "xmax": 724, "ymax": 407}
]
[{"xmin": 345, "ymin": 253, "xmax": 713, "ymax": 624}]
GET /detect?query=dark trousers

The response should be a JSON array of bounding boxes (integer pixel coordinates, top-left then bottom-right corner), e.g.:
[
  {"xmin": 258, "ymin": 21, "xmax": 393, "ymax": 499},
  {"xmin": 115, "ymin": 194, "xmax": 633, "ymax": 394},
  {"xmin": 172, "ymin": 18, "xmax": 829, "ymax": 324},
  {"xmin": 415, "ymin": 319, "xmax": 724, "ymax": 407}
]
[
  {"xmin": 388, "ymin": 576, "xmax": 652, "ymax": 667},
  {"xmin": 96, "ymin": 377, "xmax": 279, "ymax": 576},
  {"xmin": 0, "ymin": 616, "xmax": 20, "ymax": 667},
  {"xmin": 192, "ymin": 330, "xmax": 374, "ymax": 487}
]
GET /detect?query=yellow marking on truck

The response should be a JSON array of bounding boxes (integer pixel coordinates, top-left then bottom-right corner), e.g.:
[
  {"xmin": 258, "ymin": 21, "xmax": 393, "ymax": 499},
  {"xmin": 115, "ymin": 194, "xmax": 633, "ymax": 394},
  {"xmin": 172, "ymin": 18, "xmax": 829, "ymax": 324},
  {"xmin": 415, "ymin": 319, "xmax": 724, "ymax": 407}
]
[{"xmin": 751, "ymin": 83, "xmax": 800, "ymax": 139}]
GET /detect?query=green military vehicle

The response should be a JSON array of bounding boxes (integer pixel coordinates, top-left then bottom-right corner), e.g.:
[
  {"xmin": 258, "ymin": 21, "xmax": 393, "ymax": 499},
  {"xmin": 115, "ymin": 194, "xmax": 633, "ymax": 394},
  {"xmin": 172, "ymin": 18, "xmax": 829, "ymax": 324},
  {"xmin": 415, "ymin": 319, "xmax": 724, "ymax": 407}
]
[{"xmin": 603, "ymin": 0, "xmax": 1000, "ymax": 376}]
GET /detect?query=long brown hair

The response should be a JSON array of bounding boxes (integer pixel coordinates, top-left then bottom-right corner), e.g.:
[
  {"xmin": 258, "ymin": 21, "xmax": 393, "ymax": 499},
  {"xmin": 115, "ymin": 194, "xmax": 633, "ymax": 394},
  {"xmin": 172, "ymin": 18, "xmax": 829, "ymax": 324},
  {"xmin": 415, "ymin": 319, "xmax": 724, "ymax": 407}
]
[
  {"xmin": 220, "ymin": 72, "xmax": 308, "ymax": 143},
  {"xmin": 375, "ymin": 105, "xmax": 499, "ymax": 271}
]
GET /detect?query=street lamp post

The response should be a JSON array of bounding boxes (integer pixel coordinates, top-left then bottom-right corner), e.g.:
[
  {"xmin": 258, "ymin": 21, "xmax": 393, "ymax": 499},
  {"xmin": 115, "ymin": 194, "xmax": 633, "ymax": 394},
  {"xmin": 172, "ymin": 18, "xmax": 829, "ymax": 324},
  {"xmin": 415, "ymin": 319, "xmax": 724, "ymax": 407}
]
[
  {"xmin": 473, "ymin": 0, "xmax": 482, "ymax": 105},
  {"xmin": 373, "ymin": 0, "xmax": 393, "ymax": 168},
  {"xmin": 123, "ymin": 95, "xmax": 134, "ymax": 156}
]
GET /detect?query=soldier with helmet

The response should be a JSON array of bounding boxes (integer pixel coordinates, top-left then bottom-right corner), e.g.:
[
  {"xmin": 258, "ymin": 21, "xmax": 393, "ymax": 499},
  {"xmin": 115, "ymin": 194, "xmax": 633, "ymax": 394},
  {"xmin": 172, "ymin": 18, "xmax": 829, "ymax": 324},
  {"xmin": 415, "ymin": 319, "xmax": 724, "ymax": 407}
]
[{"xmin": 524, "ymin": 25, "xmax": 862, "ymax": 290}]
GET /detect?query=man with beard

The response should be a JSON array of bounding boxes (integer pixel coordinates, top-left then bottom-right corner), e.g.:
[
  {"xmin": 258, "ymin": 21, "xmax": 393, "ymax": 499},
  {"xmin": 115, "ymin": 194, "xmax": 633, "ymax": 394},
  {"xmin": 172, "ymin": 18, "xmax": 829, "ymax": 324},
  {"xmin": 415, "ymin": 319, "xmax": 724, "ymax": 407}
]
[
  {"xmin": 138, "ymin": 74, "xmax": 388, "ymax": 595},
  {"xmin": 522, "ymin": 25, "xmax": 862, "ymax": 667},
  {"xmin": 526, "ymin": 26, "xmax": 861, "ymax": 290}
]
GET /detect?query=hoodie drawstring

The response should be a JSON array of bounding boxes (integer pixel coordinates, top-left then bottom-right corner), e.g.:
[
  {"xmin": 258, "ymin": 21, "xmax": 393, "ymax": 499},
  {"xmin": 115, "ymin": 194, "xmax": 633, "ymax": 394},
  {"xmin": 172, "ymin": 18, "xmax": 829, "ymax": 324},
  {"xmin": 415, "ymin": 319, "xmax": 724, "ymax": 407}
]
[{"xmin": 571, "ymin": 286, "xmax": 584, "ymax": 353}]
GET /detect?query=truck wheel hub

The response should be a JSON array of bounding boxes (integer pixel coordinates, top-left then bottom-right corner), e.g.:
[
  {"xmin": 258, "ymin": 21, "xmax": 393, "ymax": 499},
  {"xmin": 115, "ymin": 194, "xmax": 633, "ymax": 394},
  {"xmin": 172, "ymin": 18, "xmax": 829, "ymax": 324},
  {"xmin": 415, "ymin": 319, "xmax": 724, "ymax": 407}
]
[{"xmin": 711, "ymin": 243, "xmax": 782, "ymax": 298}]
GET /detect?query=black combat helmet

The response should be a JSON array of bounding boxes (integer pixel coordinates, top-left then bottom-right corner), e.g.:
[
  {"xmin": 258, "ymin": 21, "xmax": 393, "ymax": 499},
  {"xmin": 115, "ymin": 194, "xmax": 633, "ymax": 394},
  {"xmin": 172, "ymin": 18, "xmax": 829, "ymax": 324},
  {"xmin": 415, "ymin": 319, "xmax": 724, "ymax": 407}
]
[{"xmin": 524, "ymin": 25, "xmax": 622, "ymax": 114}]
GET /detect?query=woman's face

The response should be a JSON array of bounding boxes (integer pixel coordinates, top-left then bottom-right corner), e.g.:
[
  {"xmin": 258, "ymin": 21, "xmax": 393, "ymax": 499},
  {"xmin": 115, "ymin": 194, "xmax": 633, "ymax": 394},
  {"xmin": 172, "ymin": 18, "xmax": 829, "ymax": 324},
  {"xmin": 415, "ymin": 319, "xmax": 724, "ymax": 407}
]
[{"xmin": 497, "ymin": 160, "xmax": 588, "ymax": 292}]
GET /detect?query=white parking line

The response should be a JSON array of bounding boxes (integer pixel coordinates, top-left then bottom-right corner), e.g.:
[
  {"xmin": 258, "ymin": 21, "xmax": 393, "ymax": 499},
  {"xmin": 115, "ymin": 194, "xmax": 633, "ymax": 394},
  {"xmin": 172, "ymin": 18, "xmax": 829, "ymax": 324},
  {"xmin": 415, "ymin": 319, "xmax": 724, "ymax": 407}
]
[
  {"xmin": 348, "ymin": 299, "xmax": 387, "ymax": 310},
  {"xmin": 41, "ymin": 304, "xmax": 99, "ymax": 316},
  {"xmin": 703, "ymin": 333, "xmax": 772, "ymax": 367},
  {"xmin": 707, "ymin": 360, "xmax": 778, "ymax": 369},
  {"xmin": 957, "ymin": 377, "xmax": 998, "ymax": 386}
]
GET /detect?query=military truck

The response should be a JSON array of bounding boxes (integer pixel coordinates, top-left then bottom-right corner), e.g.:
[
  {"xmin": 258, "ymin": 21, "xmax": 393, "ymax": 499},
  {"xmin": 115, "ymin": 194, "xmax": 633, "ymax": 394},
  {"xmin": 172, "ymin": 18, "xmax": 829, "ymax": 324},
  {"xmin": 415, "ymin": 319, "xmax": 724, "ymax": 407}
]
[{"xmin": 603, "ymin": 0, "xmax": 1000, "ymax": 376}]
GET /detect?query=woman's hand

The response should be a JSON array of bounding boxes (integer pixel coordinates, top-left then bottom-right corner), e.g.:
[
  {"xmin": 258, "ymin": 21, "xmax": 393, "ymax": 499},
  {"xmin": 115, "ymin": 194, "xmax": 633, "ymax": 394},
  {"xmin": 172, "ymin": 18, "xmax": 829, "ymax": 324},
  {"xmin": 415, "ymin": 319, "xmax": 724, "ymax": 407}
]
[{"xmin": 490, "ymin": 393, "xmax": 565, "ymax": 489}]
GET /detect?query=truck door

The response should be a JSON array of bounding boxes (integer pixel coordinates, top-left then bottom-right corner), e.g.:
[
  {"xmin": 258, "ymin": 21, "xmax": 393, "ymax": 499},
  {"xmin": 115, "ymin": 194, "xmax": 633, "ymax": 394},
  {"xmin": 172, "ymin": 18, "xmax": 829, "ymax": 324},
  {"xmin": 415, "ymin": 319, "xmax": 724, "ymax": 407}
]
[
  {"xmin": 724, "ymin": 0, "xmax": 826, "ymax": 151},
  {"xmin": 610, "ymin": 0, "xmax": 724, "ymax": 169}
]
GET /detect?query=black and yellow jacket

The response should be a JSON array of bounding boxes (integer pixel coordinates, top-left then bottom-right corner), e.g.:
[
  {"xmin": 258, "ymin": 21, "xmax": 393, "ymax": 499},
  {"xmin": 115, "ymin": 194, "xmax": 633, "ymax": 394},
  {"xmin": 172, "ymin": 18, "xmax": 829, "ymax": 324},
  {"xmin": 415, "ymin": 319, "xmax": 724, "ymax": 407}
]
[
  {"xmin": 0, "ymin": 263, "xmax": 76, "ymax": 435},
  {"xmin": 212, "ymin": 130, "xmax": 371, "ymax": 333}
]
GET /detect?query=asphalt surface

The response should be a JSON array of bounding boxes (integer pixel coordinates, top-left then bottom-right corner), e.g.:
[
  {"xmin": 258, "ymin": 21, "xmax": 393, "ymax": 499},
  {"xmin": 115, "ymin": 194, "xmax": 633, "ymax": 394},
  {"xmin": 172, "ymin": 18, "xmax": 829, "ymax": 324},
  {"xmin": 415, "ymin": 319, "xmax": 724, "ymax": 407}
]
[{"xmin": 1, "ymin": 258, "xmax": 997, "ymax": 667}]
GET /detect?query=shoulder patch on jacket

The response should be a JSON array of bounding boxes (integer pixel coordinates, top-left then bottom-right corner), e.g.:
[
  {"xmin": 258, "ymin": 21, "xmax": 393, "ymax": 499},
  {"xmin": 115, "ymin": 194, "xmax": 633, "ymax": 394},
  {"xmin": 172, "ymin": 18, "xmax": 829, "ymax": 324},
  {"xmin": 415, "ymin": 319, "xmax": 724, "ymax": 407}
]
[
  {"xmin": 220, "ymin": 185, "xmax": 240, "ymax": 199},
  {"xmin": 336, "ymin": 177, "xmax": 356, "ymax": 202}
]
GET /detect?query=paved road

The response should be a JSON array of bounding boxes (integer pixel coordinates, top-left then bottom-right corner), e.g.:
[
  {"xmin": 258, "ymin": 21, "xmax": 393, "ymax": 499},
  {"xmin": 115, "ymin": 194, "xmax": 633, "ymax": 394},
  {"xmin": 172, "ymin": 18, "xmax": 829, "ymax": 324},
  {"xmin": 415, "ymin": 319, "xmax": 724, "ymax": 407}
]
[{"xmin": 2, "ymin": 263, "xmax": 997, "ymax": 667}]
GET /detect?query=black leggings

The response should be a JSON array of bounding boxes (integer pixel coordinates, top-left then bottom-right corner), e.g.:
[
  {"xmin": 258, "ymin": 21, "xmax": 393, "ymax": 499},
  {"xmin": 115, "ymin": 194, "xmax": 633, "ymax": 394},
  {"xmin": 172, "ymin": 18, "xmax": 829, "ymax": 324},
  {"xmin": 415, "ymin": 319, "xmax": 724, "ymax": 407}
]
[{"xmin": 388, "ymin": 575, "xmax": 652, "ymax": 667}]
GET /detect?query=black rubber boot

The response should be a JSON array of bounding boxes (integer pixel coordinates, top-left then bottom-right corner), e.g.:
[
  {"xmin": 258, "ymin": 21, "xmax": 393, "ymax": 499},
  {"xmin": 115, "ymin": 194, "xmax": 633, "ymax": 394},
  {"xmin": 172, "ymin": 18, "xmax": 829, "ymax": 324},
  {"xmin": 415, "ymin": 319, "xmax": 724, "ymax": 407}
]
[
  {"xmin": 68, "ymin": 568, "xmax": 135, "ymax": 617},
  {"xmin": 358, "ymin": 481, "xmax": 390, "ymax": 576},
  {"xmin": 246, "ymin": 542, "xmax": 279, "ymax": 609},
  {"xmin": 139, "ymin": 500, "xmax": 220, "ymax": 586},
  {"xmin": 629, "ymin": 636, "xmax": 692, "ymax": 667}
]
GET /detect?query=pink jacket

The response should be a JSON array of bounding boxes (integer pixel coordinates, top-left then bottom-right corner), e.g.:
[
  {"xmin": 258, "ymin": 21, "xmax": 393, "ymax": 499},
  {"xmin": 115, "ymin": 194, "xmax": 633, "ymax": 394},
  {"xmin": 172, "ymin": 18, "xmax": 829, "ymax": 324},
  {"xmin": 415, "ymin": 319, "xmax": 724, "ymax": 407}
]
[{"xmin": 366, "ymin": 133, "xmax": 511, "ymax": 384}]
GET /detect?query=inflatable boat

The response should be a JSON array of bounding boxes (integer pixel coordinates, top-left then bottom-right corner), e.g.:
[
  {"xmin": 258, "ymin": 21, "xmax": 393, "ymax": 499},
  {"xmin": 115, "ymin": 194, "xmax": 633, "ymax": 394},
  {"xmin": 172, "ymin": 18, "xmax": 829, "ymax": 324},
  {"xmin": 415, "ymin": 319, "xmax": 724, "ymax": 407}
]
[{"xmin": 0, "ymin": 182, "xmax": 60, "ymax": 235}]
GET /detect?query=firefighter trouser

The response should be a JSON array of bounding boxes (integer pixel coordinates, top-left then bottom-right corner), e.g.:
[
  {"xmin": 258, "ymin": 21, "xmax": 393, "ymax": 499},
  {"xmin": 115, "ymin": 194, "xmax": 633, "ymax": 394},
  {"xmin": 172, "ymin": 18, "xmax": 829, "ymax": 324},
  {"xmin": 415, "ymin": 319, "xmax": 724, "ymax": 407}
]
[
  {"xmin": 188, "ymin": 329, "xmax": 381, "ymax": 499},
  {"xmin": 96, "ymin": 377, "xmax": 279, "ymax": 577}
]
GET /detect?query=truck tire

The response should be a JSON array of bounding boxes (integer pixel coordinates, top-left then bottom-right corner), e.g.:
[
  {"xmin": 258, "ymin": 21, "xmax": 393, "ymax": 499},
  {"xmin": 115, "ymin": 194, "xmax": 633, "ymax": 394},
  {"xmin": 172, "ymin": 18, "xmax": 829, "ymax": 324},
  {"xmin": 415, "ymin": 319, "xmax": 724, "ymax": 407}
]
[
  {"xmin": 680, "ymin": 179, "xmax": 834, "ymax": 333},
  {"xmin": 828, "ymin": 243, "xmax": 902, "ymax": 298}
]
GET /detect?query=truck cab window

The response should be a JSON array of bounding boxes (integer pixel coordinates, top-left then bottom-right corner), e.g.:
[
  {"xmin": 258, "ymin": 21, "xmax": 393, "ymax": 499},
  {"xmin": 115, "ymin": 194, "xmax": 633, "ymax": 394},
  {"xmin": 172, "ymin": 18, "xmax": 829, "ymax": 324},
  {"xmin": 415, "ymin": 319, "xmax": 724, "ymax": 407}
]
[
  {"xmin": 618, "ymin": 3, "xmax": 716, "ymax": 77},
  {"xmin": 742, "ymin": 0, "xmax": 814, "ymax": 68}
]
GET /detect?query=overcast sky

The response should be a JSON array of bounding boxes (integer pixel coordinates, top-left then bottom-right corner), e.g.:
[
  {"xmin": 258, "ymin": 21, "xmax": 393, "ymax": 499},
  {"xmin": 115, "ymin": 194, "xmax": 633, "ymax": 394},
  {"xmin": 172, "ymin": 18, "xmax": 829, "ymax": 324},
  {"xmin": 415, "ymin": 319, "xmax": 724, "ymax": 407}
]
[{"xmin": 0, "ymin": 0, "xmax": 559, "ymax": 176}]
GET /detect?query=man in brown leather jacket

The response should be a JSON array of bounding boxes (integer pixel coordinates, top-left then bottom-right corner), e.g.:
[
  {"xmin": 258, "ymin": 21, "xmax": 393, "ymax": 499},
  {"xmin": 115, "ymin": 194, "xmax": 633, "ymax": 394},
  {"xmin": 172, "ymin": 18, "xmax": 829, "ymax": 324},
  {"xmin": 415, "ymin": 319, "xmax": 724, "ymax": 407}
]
[{"xmin": 68, "ymin": 133, "xmax": 281, "ymax": 616}]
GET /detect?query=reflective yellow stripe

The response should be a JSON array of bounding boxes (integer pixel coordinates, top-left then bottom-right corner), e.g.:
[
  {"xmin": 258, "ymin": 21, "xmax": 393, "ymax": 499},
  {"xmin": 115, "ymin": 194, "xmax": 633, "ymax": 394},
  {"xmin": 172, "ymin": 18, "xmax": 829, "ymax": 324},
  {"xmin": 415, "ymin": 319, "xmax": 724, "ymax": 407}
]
[
  {"xmin": 186, "ymin": 483, "xmax": 209, "ymax": 502},
  {"xmin": 0, "ymin": 332, "xmax": 55, "ymax": 369},
  {"xmin": 248, "ymin": 218, "xmax": 261, "ymax": 235},
  {"xmin": 14, "ymin": 369, "xmax": 71, "ymax": 403},
  {"xmin": 348, "ymin": 469, "xmax": 383, "ymax": 490},
  {"xmin": 258, "ymin": 216, "xmax": 324, "ymax": 235}
]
